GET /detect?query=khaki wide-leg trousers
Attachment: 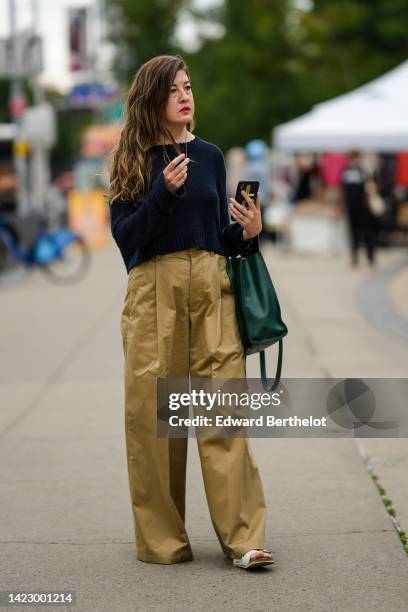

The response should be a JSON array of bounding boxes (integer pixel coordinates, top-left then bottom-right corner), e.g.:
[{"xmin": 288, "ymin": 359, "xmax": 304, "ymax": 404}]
[{"xmin": 120, "ymin": 247, "xmax": 267, "ymax": 564}]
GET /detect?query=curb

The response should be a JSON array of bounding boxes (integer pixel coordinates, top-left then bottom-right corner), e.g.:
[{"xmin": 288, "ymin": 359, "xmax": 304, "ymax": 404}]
[{"xmin": 355, "ymin": 256, "xmax": 408, "ymax": 345}]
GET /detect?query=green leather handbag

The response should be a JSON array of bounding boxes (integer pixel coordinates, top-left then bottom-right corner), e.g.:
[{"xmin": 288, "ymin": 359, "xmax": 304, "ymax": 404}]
[{"xmin": 226, "ymin": 251, "xmax": 288, "ymax": 391}]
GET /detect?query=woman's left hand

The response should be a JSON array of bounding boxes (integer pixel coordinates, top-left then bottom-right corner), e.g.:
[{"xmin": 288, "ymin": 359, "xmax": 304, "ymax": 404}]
[{"xmin": 229, "ymin": 191, "xmax": 262, "ymax": 240}]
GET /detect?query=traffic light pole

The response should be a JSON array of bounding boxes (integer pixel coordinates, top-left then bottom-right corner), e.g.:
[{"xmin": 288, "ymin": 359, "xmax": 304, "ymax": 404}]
[
  {"xmin": 30, "ymin": 0, "xmax": 50, "ymax": 215},
  {"xmin": 8, "ymin": 0, "xmax": 30, "ymax": 216}
]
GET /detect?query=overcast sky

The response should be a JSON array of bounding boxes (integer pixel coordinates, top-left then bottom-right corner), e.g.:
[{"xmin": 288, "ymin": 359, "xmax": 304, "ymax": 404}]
[{"xmin": 0, "ymin": 0, "xmax": 222, "ymax": 91}]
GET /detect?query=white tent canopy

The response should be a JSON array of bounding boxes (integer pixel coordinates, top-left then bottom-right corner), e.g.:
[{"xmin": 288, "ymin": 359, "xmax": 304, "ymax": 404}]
[{"xmin": 273, "ymin": 59, "xmax": 408, "ymax": 151}]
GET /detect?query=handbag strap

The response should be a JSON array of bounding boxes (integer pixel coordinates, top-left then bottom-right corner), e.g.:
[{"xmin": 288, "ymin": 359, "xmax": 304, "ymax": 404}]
[{"xmin": 259, "ymin": 340, "xmax": 283, "ymax": 392}]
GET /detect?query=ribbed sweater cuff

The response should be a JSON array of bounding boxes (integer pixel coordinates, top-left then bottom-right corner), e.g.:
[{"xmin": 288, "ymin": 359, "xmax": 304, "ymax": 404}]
[
  {"xmin": 226, "ymin": 223, "xmax": 260, "ymax": 256},
  {"xmin": 242, "ymin": 233, "xmax": 260, "ymax": 255},
  {"xmin": 153, "ymin": 171, "xmax": 186, "ymax": 215}
]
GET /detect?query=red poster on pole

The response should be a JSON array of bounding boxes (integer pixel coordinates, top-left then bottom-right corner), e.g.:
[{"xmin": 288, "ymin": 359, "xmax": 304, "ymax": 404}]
[
  {"xmin": 9, "ymin": 94, "xmax": 27, "ymax": 119},
  {"xmin": 68, "ymin": 8, "xmax": 88, "ymax": 72}
]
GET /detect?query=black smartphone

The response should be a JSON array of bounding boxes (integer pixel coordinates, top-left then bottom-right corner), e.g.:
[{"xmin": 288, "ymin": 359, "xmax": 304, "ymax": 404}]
[{"xmin": 235, "ymin": 181, "xmax": 259, "ymax": 208}]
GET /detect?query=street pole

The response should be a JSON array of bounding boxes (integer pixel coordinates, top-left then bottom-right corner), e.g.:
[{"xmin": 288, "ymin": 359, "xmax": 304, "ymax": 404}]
[
  {"xmin": 8, "ymin": 0, "xmax": 29, "ymax": 215},
  {"xmin": 30, "ymin": 0, "xmax": 50, "ymax": 215}
]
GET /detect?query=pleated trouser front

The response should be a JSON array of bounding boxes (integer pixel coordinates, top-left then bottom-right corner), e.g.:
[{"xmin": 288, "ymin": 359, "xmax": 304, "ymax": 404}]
[{"xmin": 120, "ymin": 247, "xmax": 267, "ymax": 564}]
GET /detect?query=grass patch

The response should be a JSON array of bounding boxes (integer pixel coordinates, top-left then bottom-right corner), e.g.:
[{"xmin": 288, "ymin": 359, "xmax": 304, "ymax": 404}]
[{"xmin": 371, "ymin": 472, "xmax": 407, "ymax": 556}]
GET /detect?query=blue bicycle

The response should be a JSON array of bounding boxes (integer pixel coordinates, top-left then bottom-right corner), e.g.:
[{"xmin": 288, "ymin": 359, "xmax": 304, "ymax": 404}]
[{"xmin": 0, "ymin": 212, "xmax": 91, "ymax": 284}]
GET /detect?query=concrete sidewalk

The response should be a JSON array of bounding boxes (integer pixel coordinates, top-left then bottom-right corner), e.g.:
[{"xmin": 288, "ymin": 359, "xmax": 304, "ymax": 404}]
[{"xmin": 1, "ymin": 238, "xmax": 407, "ymax": 612}]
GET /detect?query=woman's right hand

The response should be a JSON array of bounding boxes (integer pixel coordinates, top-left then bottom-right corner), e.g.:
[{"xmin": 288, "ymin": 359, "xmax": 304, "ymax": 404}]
[{"xmin": 163, "ymin": 153, "xmax": 190, "ymax": 193}]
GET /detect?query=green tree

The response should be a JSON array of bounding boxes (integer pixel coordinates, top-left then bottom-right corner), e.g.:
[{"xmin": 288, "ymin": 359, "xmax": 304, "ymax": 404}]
[
  {"xmin": 0, "ymin": 81, "xmax": 10, "ymax": 122},
  {"xmin": 106, "ymin": 0, "xmax": 189, "ymax": 82},
  {"xmin": 183, "ymin": 0, "xmax": 301, "ymax": 149},
  {"xmin": 105, "ymin": 0, "xmax": 408, "ymax": 149},
  {"xmin": 296, "ymin": 0, "xmax": 408, "ymax": 104}
]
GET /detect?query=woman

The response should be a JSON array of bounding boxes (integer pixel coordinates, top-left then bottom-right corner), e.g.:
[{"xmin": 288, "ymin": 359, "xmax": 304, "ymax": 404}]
[{"xmin": 108, "ymin": 54, "xmax": 274, "ymax": 570}]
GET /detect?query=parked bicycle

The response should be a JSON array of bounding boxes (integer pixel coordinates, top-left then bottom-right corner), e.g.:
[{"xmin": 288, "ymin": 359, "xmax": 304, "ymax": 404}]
[{"xmin": 0, "ymin": 212, "xmax": 91, "ymax": 284}]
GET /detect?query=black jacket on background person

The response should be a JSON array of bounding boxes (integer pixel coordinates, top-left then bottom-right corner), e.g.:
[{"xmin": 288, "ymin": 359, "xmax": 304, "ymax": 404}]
[{"xmin": 340, "ymin": 163, "xmax": 377, "ymax": 264}]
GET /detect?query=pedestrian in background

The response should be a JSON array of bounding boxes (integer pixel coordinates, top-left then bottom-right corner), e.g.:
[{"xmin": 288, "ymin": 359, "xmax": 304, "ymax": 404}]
[
  {"xmin": 340, "ymin": 150, "xmax": 377, "ymax": 267},
  {"xmin": 108, "ymin": 54, "xmax": 274, "ymax": 570}
]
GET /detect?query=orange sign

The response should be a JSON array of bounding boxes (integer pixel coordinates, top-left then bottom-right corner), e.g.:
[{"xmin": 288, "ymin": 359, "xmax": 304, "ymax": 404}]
[
  {"xmin": 81, "ymin": 124, "xmax": 122, "ymax": 157},
  {"xmin": 67, "ymin": 189, "xmax": 108, "ymax": 249}
]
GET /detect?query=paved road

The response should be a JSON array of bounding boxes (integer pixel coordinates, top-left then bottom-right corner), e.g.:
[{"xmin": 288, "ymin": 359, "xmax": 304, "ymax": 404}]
[{"xmin": 1, "ymin": 238, "xmax": 407, "ymax": 611}]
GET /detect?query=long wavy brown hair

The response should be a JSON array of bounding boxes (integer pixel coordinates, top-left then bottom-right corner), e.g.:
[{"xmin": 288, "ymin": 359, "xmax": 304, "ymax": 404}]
[{"xmin": 108, "ymin": 54, "xmax": 195, "ymax": 205}]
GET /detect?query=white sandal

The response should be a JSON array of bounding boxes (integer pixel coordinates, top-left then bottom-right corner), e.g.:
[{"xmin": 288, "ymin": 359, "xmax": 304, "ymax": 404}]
[{"xmin": 232, "ymin": 549, "xmax": 274, "ymax": 569}]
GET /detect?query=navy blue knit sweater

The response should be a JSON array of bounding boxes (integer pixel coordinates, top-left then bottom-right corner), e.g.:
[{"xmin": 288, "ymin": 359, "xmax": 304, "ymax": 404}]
[{"xmin": 109, "ymin": 135, "xmax": 259, "ymax": 273}]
